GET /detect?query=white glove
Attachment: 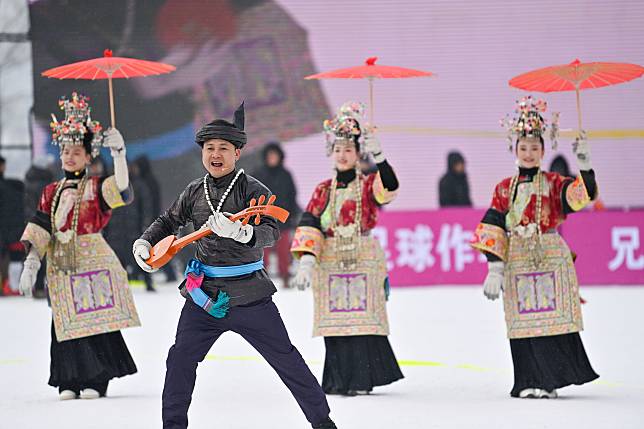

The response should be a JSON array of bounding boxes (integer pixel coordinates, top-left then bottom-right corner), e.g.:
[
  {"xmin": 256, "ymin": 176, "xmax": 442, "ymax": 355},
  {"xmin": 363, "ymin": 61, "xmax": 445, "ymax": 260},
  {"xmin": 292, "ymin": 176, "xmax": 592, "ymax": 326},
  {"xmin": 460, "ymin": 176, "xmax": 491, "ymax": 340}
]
[
  {"xmin": 572, "ymin": 130, "xmax": 592, "ymax": 171},
  {"xmin": 483, "ymin": 261, "xmax": 504, "ymax": 301},
  {"xmin": 105, "ymin": 128, "xmax": 129, "ymax": 191},
  {"xmin": 363, "ymin": 132, "xmax": 385, "ymax": 163},
  {"xmin": 293, "ymin": 254, "xmax": 316, "ymax": 291},
  {"xmin": 132, "ymin": 239, "xmax": 158, "ymax": 273},
  {"xmin": 103, "ymin": 128, "xmax": 126, "ymax": 157},
  {"xmin": 19, "ymin": 249, "xmax": 41, "ymax": 298},
  {"xmin": 206, "ymin": 212, "xmax": 253, "ymax": 244}
]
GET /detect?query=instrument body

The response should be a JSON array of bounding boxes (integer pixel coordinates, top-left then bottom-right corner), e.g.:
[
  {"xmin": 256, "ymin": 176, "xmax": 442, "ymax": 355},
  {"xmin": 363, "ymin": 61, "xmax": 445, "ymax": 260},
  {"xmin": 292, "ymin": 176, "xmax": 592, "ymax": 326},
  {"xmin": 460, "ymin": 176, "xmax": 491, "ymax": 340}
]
[{"xmin": 146, "ymin": 195, "xmax": 289, "ymax": 269}]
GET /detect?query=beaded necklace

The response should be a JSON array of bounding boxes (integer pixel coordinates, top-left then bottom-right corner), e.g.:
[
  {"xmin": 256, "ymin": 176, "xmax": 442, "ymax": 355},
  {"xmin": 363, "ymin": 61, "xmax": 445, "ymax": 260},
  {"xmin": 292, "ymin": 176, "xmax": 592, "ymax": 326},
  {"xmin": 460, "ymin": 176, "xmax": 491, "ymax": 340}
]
[
  {"xmin": 509, "ymin": 168, "xmax": 543, "ymax": 269},
  {"xmin": 50, "ymin": 175, "xmax": 88, "ymax": 273},
  {"xmin": 329, "ymin": 165, "xmax": 362, "ymax": 270},
  {"xmin": 203, "ymin": 168, "xmax": 245, "ymax": 215}
]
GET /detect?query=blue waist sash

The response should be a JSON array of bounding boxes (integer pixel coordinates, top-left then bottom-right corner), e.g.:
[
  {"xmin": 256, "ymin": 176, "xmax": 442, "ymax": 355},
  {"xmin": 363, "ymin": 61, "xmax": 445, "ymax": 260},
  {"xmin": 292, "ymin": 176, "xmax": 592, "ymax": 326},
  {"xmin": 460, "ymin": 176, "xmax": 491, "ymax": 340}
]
[
  {"xmin": 183, "ymin": 258, "xmax": 264, "ymax": 318},
  {"xmin": 184, "ymin": 258, "xmax": 264, "ymax": 278}
]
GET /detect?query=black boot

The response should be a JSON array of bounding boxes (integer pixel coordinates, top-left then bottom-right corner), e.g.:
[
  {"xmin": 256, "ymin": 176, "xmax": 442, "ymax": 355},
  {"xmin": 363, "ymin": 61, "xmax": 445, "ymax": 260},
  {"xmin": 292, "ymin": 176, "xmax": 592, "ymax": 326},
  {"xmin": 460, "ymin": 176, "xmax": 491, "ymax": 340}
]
[
  {"xmin": 144, "ymin": 273, "xmax": 156, "ymax": 292},
  {"xmin": 312, "ymin": 417, "xmax": 337, "ymax": 429}
]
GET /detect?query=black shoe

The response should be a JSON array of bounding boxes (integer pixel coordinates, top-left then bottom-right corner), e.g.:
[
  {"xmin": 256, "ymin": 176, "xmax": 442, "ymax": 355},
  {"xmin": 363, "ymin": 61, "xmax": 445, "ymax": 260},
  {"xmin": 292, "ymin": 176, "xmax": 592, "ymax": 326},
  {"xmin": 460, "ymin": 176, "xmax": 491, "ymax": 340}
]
[
  {"xmin": 312, "ymin": 417, "xmax": 337, "ymax": 429},
  {"xmin": 33, "ymin": 289, "xmax": 48, "ymax": 299}
]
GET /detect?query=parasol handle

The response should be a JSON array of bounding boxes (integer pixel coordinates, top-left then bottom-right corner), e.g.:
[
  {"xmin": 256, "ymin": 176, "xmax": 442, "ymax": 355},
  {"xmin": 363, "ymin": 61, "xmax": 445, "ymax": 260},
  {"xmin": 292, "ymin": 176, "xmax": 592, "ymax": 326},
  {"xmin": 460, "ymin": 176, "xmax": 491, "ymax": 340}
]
[
  {"xmin": 108, "ymin": 76, "xmax": 116, "ymax": 128},
  {"xmin": 368, "ymin": 77, "xmax": 374, "ymax": 125},
  {"xmin": 575, "ymin": 85, "xmax": 582, "ymax": 136}
]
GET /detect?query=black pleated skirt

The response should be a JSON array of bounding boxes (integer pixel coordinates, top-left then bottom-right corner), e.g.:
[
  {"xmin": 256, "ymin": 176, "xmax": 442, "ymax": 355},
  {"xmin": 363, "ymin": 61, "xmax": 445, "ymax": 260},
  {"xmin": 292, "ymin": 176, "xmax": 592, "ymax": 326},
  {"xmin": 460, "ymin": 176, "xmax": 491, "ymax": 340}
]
[
  {"xmin": 48, "ymin": 323, "xmax": 137, "ymax": 389},
  {"xmin": 509, "ymin": 332, "xmax": 599, "ymax": 397},
  {"xmin": 322, "ymin": 335, "xmax": 404, "ymax": 394}
]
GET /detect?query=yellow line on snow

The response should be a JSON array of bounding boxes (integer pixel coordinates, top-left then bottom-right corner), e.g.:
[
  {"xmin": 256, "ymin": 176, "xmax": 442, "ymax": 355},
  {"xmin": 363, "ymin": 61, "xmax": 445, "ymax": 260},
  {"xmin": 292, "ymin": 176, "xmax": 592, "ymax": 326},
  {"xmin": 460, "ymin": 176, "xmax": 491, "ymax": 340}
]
[
  {"xmin": 0, "ymin": 359, "xmax": 28, "ymax": 365},
  {"xmin": 397, "ymin": 360, "xmax": 447, "ymax": 367},
  {"xmin": 3, "ymin": 354, "xmax": 635, "ymax": 389},
  {"xmin": 199, "ymin": 355, "xmax": 641, "ymax": 389}
]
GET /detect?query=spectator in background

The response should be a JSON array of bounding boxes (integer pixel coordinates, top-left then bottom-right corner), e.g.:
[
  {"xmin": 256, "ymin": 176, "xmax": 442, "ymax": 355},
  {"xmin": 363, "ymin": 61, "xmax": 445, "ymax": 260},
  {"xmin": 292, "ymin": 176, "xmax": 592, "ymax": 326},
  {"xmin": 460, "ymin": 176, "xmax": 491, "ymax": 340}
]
[
  {"xmin": 253, "ymin": 142, "xmax": 300, "ymax": 287},
  {"xmin": 359, "ymin": 155, "xmax": 378, "ymax": 175},
  {"xmin": 106, "ymin": 161, "xmax": 157, "ymax": 292},
  {"xmin": 135, "ymin": 156, "xmax": 177, "ymax": 282},
  {"xmin": 549, "ymin": 154, "xmax": 574, "ymax": 179},
  {"xmin": 89, "ymin": 155, "xmax": 107, "ymax": 177},
  {"xmin": 439, "ymin": 151, "xmax": 472, "ymax": 207},
  {"xmin": 23, "ymin": 155, "xmax": 55, "ymax": 299},
  {"xmin": 0, "ymin": 156, "xmax": 26, "ymax": 296}
]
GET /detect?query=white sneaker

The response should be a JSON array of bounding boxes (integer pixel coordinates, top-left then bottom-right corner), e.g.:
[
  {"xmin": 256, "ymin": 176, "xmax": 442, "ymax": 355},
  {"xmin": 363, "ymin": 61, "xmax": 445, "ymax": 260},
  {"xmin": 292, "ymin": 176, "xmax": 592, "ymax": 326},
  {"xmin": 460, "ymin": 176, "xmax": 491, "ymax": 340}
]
[
  {"xmin": 59, "ymin": 390, "xmax": 77, "ymax": 401},
  {"xmin": 79, "ymin": 388, "xmax": 100, "ymax": 399},
  {"xmin": 518, "ymin": 388, "xmax": 538, "ymax": 398},
  {"xmin": 537, "ymin": 389, "xmax": 558, "ymax": 399}
]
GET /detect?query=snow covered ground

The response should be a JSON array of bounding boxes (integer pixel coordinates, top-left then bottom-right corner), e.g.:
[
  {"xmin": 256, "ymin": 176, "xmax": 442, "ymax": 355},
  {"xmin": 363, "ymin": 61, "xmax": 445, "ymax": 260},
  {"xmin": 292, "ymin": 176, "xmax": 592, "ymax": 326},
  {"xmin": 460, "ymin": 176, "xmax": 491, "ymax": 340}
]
[{"xmin": 1, "ymin": 284, "xmax": 643, "ymax": 429}]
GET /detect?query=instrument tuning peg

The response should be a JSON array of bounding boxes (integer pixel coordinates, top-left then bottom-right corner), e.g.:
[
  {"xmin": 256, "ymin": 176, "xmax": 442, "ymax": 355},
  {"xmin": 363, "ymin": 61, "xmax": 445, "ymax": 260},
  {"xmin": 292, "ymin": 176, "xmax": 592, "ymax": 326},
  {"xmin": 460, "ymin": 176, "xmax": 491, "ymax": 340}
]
[
  {"xmin": 258, "ymin": 195, "xmax": 266, "ymax": 205},
  {"xmin": 249, "ymin": 198, "xmax": 257, "ymax": 207},
  {"xmin": 267, "ymin": 195, "xmax": 276, "ymax": 206}
]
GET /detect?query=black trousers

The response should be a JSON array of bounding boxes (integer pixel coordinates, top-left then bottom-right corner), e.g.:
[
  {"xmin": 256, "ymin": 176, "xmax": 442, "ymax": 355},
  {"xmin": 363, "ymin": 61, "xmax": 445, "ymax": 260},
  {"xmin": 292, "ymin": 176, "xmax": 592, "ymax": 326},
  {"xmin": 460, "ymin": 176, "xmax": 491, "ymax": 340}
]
[{"xmin": 162, "ymin": 298, "xmax": 331, "ymax": 429}]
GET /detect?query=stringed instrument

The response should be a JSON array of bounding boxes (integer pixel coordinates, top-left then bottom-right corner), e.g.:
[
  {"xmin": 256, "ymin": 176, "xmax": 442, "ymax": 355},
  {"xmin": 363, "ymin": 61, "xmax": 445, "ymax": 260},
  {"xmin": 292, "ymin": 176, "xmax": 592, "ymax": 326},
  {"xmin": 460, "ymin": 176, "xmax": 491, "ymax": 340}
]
[{"xmin": 145, "ymin": 195, "xmax": 289, "ymax": 269}]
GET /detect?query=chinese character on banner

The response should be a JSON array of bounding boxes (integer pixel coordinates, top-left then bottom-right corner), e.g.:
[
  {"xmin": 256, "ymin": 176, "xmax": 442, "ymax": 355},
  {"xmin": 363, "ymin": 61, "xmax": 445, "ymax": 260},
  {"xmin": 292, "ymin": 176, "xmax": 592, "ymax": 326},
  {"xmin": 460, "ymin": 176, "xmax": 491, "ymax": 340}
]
[
  {"xmin": 435, "ymin": 224, "xmax": 476, "ymax": 272},
  {"xmin": 608, "ymin": 227, "xmax": 644, "ymax": 271},
  {"xmin": 395, "ymin": 225, "xmax": 435, "ymax": 273},
  {"xmin": 371, "ymin": 227, "xmax": 394, "ymax": 271}
]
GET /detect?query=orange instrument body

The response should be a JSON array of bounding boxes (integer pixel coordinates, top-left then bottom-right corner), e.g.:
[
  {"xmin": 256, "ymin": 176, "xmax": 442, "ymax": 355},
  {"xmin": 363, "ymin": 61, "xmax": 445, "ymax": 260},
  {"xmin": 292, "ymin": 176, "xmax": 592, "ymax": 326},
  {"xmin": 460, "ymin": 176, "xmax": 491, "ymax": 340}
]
[{"xmin": 145, "ymin": 195, "xmax": 289, "ymax": 269}]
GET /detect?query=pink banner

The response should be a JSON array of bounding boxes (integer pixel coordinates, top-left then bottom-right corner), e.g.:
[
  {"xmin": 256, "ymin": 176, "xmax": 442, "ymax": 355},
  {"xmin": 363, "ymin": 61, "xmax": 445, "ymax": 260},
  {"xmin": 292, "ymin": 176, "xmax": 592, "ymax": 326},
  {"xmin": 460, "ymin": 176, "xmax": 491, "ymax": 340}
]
[{"xmin": 374, "ymin": 209, "xmax": 644, "ymax": 287}]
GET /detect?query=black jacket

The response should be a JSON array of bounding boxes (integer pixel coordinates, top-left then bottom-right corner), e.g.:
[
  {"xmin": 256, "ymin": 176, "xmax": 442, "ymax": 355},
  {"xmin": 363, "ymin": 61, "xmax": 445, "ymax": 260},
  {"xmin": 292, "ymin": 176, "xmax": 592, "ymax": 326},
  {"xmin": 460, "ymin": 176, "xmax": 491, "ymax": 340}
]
[
  {"xmin": 0, "ymin": 177, "xmax": 25, "ymax": 247},
  {"xmin": 438, "ymin": 152, "xmax": 471, "ymax": 207},
  {"xmin": 254, "ymin": 166, "xmax": 299, "ymax": 230},
  {"xmin": 140, "ymin": 170, "xmax": 279, "ymax": 306},
  {"xmin": 24, "ymin": 166, "xmax": 54, "ymax": 222}
]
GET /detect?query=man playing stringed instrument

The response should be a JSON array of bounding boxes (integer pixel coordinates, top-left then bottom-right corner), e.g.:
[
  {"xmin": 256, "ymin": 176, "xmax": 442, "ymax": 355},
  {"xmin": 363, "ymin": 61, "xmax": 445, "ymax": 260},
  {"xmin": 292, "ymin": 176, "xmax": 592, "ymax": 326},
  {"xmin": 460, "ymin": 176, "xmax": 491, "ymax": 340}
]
[{"xmin": 132, "ymin": 103, "xmax": 337, "ymax": 429}]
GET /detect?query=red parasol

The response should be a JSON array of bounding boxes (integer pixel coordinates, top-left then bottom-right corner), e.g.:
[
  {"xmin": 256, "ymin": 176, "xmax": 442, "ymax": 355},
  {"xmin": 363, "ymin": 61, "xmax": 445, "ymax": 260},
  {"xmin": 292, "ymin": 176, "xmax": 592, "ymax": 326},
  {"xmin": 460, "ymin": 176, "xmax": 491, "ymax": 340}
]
[
  {"xmin": 306, "ymin": 57, "xmax": 432, "ymax": 123},
  {"xmin": 509, "ymin": 59, "xmax": 644, "ymax": 134},
  {"xmin": 42, "ymin": 49, "xmax": 176, "ymax": 127}
]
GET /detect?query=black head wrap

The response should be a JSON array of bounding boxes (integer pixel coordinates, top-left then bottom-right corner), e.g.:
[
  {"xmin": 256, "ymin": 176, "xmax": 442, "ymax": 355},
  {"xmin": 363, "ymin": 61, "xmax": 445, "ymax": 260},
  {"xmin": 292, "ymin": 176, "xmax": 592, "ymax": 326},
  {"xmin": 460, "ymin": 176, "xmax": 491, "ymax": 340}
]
[
  {"xmin": 262, "ymin": 141, "xmax": 284, "ymax": 165},
  {"xmin": 447, "ymin": 151, "xmax": 465, "ymax": 172},
  {"xmin": 195, "ymin": 102, "xmax": 247, "ymax": 149}
]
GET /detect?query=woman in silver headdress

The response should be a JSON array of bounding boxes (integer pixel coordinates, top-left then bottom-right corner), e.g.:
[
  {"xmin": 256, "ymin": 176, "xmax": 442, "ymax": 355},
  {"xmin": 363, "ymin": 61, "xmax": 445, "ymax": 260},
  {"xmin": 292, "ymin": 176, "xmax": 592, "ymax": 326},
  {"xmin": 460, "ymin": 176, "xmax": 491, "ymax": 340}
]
[
  {"xmin": 471, "ymin": 96, "xmax": 599, "ymax": 398},
  {"xmin": 19, "ymin": 92, "xmax": 139, "ymax": 400},
  {"xmin": 292, "ymin": 101, "xmax": 404, "ymax": 396}
]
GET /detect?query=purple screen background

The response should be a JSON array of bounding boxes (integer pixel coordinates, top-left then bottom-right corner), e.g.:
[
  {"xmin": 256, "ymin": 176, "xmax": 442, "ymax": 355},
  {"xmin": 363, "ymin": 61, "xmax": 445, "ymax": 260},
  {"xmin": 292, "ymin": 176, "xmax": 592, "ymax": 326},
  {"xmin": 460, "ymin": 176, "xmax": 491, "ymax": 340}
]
[{"xmin": 277, "ymin": 0, "xmax": 644, "ymax": 210}]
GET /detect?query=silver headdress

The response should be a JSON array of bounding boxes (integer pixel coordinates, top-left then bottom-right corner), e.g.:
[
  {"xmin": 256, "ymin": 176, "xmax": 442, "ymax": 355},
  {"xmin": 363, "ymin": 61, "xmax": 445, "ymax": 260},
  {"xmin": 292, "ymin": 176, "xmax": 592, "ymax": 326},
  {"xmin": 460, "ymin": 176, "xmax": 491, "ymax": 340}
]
[
  {"xmin": 323, "ymin": 101, "xmax": 366, "ymax": 156},
  {"xmin": 50, "ymin": 92, "xmax": 104, "ymax": 158},
  {"xmin": 500, "ymin": 95, "xmax": 560, "ymax": 151}
]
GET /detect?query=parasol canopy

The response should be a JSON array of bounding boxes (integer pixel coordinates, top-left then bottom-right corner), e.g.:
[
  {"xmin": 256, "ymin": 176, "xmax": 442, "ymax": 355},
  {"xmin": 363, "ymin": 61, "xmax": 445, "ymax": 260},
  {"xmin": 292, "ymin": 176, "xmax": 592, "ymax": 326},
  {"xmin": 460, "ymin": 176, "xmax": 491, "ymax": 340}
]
[
  {"xmin": 42, "ymin": 49, "xmax": 176, "ymax": 127},
  {"xmin": 306, "ymin": 57, "xmax": 432, "ymax": 123},
  {"xmin": 509, "ymin": 59, "xmax": 644, "ymax": 133}
]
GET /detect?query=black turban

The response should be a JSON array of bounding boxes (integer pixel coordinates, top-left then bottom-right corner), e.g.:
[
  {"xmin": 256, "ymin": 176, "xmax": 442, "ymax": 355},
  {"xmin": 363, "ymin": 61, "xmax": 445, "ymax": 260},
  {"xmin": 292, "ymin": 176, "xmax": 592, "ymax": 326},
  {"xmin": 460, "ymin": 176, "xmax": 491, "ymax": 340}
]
[{"xmin": 195, "ymin": 102, "xmax": 247, "ymax": 149}]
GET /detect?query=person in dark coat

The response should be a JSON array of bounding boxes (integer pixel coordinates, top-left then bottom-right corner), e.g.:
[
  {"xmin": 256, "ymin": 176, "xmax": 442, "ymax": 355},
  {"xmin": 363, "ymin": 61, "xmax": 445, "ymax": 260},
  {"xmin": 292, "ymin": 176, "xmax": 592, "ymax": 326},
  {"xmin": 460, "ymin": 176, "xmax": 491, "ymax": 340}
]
[
  {"xmin": 0, "ymin": 156, "xmax": 26, "ymax": 296},
  {"xmin": 438, "ymin": 151, "xmax": 472, "ymax": 207},
  {"xmin": 135, "ymin": 155, "xmax": 177, "ymax": 282},
  {"xmin": 23, "ymin": 157, "xmax": 55, "ymax": 298},
  {"xmin": 132, "ymin": 104, "xmax": 337, "ymax": 429},
  {"xmin": 106, "ymin": 161, "xmax": 157, "ymax": 292},
  {"xmin": 253, "ymin": 142, "xmax": 300, "ymax": 287},
  {"xmin": 549, "ymin": 154, "xmax": 574, "ymax": 179}
]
